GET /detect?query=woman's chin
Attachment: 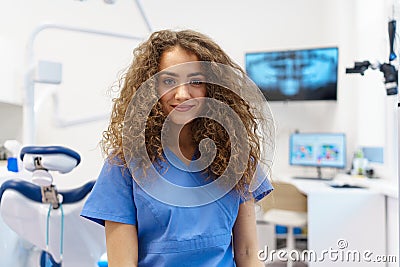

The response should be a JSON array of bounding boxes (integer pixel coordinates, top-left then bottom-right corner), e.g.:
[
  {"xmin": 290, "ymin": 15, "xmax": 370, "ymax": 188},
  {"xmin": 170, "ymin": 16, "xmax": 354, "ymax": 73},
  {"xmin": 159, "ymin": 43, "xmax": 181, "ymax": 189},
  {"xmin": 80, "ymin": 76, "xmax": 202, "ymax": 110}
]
[{"xmin": 168, "ymin": 116, "xmax": 195, "ymax": 126}]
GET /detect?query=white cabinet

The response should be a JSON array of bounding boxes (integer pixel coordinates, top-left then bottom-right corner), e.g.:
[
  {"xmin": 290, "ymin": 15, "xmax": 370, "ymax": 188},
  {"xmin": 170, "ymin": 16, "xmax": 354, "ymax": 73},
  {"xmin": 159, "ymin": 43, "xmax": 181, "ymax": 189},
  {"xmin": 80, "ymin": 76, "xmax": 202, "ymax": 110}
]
[
  {"xmin": 308, "ymin": 190, "xmax": 386, "ymax": 267},
  {"xmin": 387, "ymin": 196, "xmax": 399, "ymax": 267}
]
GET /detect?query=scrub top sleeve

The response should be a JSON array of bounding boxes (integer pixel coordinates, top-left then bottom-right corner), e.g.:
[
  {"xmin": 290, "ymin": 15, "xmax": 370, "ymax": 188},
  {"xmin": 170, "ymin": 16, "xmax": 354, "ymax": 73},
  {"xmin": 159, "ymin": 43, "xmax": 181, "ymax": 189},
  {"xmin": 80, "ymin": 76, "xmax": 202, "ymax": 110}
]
[
  {"xmin": 81, "ymin": 161, "xmax": 137, "ymax": 226},
  {"xmin": 249, "ymin": 177, "xmax": 274, "ymax": 202},
  {"xmin": 239, "ymin": 166, "xmax": 274, "ymax": 204}
]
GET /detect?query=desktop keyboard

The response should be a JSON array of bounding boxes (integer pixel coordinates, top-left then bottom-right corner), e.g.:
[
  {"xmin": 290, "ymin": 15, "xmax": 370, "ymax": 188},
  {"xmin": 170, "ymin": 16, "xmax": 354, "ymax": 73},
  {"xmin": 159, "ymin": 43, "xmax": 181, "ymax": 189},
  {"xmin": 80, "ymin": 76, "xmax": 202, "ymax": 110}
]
[
  {"xmin": 329, "ymin": 183, "xmax": 366, "ymax": 189},
  {"xmin": 326, "ymin": 180, "xmax": 367, "ymax": 189}
]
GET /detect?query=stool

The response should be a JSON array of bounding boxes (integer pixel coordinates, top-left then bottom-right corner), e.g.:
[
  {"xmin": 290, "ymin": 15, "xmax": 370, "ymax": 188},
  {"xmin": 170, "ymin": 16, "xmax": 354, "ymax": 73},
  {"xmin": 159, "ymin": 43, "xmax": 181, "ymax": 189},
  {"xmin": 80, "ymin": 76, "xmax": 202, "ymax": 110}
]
[{"xmin": 263, "ymin": 209, "xmax": 307, "ymax": 267}]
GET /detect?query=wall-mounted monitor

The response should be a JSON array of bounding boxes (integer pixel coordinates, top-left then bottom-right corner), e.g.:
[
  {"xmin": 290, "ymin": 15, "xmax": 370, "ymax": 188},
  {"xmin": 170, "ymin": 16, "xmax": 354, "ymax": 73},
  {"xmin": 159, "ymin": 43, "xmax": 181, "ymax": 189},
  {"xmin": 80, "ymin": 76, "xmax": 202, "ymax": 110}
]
[{"xmin": 245, "ymin": 47, "xmax": 339, "ymax": 101}]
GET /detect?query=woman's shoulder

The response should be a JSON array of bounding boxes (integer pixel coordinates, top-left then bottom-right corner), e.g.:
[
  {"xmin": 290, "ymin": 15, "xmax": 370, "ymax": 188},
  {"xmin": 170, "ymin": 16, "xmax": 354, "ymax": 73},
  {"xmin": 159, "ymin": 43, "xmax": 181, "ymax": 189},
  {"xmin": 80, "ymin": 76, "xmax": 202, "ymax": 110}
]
[{"xmin": 98, "ymin": 157, "xmax": 134, "ymax": 187}]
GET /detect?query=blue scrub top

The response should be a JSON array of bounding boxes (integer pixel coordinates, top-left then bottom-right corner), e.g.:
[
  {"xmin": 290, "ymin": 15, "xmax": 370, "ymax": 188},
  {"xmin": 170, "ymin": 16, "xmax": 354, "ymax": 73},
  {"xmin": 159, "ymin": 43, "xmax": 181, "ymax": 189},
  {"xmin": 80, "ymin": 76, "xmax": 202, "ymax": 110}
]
[{"xmin": 81, "ymin": 152, "xmax": 273, "ymax": 267}]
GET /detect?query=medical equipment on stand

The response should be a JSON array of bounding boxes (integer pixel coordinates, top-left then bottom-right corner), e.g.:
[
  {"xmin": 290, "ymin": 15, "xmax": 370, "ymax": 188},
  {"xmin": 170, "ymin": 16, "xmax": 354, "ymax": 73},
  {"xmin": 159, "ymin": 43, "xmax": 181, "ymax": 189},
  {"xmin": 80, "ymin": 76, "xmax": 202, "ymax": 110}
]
[
  {"xmin": 346, "ymin": 20, "xmax": 398, "ymax": 96},
  {"xmin": 346, "ymin": 19, "xmax": 399, "ymax": 182},
  {"xmin": 0, "ymin": 146, "xmax": 106, "ymax": 267}
]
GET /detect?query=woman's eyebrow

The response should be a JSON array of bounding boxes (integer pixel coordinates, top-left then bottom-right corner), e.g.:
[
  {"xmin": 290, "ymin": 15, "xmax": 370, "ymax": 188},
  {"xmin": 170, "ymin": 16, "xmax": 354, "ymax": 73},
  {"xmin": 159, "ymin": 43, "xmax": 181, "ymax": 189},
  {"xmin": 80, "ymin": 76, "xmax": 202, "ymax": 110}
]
[
  {"xmin": 159, "ymin": 71, "xmax": 205, "ymax": 78},
  {"xmin": 159, "ymin": 71, "xmax": 179, "ymax": 77},
  {"xmin": 187, "ymin": 72, "xmax": 205, "ymax": 78}
]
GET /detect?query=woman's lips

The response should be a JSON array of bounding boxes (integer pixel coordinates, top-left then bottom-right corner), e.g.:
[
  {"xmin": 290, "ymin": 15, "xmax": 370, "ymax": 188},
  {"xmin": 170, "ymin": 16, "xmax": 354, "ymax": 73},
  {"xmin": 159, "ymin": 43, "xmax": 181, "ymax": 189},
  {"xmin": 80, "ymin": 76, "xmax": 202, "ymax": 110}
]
[{"xmin": 172, "ymin": 104, "xmax": 195, "ymax": 112}]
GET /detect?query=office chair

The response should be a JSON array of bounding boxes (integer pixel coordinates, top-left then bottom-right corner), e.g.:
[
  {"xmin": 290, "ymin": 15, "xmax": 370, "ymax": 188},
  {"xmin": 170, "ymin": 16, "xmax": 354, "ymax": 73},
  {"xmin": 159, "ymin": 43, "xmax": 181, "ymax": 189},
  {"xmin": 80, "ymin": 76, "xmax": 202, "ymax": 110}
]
[
  {"xmin": 258, "ymin": 181, "xmax": 307, "ymax": 267},
  {"xmin": 0, "ymin": 146, "xmax": 106, "ymax": 267}
]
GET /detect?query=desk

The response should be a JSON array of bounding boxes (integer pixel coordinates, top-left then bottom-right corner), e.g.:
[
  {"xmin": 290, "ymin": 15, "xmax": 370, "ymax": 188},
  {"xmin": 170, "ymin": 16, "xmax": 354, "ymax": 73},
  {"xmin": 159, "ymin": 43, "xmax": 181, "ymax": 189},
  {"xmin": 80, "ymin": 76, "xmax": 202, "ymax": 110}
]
[{"xmin": 277, "ymin": 175, "xmax": 389, "ymax": 266}]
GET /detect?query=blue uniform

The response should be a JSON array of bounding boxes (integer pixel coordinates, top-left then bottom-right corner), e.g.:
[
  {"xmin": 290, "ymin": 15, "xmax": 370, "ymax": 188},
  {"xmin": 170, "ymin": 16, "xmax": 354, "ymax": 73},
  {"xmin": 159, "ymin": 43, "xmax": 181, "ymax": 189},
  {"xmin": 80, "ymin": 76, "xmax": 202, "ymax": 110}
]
[{"xmin": 81, "ymin": 151, "xmax": 273, "ymax": 267}]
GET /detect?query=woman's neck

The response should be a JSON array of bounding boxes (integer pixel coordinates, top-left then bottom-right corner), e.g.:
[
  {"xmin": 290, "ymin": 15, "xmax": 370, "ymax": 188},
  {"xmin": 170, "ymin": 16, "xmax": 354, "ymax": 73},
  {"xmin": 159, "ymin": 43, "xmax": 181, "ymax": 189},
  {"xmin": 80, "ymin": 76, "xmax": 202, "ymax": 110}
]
[{"xmin": 165, "ymin": 123, "xmax": 196, "ymax": 163}]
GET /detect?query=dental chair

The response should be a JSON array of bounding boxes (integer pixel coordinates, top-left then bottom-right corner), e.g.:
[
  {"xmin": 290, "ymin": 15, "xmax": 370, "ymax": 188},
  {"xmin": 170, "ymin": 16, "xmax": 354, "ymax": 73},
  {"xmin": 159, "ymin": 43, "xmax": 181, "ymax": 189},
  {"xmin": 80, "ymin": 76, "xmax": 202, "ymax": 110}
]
[{"xmin": 0, "ymin": 146, "xmax": 106, "ymax": 267}]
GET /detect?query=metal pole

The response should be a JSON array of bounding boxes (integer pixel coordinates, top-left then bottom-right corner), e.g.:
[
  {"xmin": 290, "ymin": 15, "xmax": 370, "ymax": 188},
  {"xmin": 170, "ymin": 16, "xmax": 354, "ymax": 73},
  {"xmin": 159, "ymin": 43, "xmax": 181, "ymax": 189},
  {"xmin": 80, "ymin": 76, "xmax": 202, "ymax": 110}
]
[
  {"xmin": 134, "ymin": 0, "xmax": 153, "ymax": 33},
  {"xmin": 23, "ymin": 22, "xmax": 145, "ymax": 144}
]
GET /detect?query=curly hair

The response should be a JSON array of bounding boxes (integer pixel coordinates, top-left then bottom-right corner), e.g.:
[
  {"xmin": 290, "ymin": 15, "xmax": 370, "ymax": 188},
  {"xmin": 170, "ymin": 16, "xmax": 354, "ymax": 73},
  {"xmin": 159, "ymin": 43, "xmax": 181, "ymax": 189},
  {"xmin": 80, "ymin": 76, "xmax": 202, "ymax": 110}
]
[{"xmin": 102, "ymin": 29, "xmax": 270, "ymax": 195}]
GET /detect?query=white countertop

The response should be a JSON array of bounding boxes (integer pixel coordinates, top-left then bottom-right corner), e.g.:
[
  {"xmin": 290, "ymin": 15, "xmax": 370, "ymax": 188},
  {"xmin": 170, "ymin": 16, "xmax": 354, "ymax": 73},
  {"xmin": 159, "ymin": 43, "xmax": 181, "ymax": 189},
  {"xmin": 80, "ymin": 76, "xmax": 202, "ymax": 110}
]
[{"xmin": 274, "ymin": 173, "xmax": 399, "ymax": 199}]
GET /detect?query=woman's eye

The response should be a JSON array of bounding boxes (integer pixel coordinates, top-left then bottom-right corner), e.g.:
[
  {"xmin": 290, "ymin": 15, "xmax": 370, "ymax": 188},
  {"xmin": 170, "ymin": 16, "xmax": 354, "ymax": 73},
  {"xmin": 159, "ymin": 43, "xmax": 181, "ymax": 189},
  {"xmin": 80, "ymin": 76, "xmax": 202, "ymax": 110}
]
[
  {"xmin": 189, "ymin": 79, "xmax": 204, "ymax": 86},
  {"xmin": 163, "ymin": 78, "xmax": 176, "ymax": 86}
]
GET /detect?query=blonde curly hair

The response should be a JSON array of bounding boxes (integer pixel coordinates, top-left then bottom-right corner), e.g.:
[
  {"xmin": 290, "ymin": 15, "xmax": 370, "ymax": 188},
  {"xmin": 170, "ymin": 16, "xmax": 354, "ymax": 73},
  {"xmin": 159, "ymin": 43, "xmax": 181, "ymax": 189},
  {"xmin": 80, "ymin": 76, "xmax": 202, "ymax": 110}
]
[{"xmin": 102, "ymin": 29, "xmax": 270, "ymax": 194}]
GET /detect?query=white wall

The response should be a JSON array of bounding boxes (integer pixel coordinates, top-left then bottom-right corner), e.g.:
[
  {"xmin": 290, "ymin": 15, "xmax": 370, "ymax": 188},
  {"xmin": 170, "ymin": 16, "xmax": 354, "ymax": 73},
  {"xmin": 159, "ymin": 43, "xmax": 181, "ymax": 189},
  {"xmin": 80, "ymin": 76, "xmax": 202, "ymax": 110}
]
[{"xmin": 0, "ymin": 0, "xmax": 397, "ymax": 187}]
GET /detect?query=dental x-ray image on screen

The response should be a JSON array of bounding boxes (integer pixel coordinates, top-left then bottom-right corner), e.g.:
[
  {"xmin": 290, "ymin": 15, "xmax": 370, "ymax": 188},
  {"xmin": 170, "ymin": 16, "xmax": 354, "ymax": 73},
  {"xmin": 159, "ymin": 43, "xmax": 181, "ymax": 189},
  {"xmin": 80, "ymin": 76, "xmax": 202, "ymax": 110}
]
[{"xmin": 245, "ymin": 47, "xmax": 338, "ymax": 101}]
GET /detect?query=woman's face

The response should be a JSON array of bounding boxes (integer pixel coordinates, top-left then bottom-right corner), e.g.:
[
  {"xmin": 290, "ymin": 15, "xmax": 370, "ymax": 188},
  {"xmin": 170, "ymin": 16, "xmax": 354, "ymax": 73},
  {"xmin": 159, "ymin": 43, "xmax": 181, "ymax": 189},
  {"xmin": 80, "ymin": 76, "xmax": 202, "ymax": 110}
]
[{"xmin": 157, "ymin": 46, "xmax": 206, "ymax": 125}]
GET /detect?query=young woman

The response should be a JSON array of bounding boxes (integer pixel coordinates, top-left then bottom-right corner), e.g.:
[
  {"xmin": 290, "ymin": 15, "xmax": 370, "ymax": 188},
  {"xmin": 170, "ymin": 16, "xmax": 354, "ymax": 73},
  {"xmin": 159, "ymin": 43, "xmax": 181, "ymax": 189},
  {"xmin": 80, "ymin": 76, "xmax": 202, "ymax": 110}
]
[{"xmin": 81, "ymin": 29, "xmax": 273, "ymax": 267}]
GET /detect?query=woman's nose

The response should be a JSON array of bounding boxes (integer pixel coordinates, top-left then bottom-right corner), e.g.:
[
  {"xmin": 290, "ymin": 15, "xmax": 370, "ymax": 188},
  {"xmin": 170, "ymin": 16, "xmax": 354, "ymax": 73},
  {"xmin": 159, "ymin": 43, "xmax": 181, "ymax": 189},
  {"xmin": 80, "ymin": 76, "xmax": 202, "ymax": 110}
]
[{"xmin": 174, "ymin": 83, "xmax": 191, "ymax": 100}]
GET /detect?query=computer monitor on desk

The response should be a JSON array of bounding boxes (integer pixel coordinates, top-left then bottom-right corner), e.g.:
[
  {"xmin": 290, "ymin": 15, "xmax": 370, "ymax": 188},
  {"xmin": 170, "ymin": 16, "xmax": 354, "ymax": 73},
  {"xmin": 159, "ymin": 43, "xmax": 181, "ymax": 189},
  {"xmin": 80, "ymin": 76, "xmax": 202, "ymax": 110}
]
[{"xmin": 289, "ymin": 132, "xmax": 346, "ymax": 180}]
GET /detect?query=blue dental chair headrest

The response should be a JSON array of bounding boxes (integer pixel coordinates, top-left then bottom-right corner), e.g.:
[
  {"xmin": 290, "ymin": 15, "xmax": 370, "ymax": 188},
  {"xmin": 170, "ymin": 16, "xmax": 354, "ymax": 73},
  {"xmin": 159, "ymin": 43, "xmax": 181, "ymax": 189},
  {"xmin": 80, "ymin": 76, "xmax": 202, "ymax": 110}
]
[{"xmin": 20, "ymin": 146, "xmax": 81, "ymax": 165}]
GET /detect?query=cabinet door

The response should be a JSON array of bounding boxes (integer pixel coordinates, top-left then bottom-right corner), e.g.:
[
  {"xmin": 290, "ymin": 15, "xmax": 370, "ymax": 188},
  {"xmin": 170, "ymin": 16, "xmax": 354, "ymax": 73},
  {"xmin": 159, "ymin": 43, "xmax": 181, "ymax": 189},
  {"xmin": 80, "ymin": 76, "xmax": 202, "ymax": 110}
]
[{"xmin": 308, "ymin": 191, "xmax": 386, "ymax": 266}]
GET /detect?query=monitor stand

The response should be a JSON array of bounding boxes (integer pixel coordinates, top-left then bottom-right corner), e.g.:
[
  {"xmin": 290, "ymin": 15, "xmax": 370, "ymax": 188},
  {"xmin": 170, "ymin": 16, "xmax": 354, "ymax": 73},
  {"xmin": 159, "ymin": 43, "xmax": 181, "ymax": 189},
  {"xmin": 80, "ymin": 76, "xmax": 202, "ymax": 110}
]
[{"xmin": 292, "ymin": 167, "xmax": 334, "ymax": 181}]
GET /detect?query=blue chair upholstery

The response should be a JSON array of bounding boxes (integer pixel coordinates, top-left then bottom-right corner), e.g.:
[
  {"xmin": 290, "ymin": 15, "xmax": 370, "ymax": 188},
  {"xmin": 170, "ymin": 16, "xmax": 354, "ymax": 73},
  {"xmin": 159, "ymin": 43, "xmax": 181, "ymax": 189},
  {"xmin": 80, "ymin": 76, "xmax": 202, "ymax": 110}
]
[
  {"xmin": 0, "ymin": 179, "xmax": 95, "ymax": 205},
  {"xmin": 20, "ymin": 146, "xmax": 81, "ymax": 165},
  {"xmin": 0, "ymin": 179, "xmax": 42, "ymax": 204}
]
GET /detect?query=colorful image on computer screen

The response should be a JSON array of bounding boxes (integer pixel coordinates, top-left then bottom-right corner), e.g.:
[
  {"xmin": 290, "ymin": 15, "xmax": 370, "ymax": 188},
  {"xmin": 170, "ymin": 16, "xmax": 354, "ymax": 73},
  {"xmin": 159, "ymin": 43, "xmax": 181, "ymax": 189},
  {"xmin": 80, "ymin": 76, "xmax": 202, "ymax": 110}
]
[
  {"xmin": 318, "ymin": 144, "xmax": 340, "ymax": 163},
  {"xmin": 293, "ymin": 145, "xmax": 313, "ymax": 160}
]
